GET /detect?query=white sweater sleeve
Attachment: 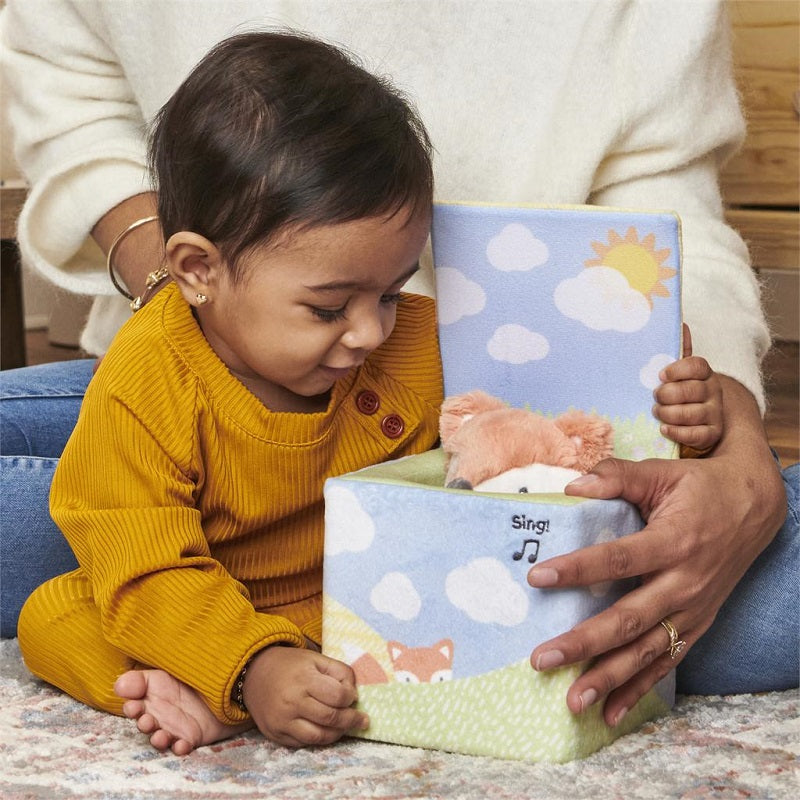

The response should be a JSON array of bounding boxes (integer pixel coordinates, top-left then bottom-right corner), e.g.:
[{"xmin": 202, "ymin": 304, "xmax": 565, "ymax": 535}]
[
  {"xmin": 1, "ymin": 0, "xmax": 150, "ymax": 301},
  {"xmin": 587, "ymin": 0, "xmax": 770, "ymax": 411}
]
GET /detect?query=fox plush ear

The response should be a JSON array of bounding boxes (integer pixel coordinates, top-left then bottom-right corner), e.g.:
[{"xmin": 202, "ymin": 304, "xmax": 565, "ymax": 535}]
[
  {"xmin": 553, "ymin": 410, "xmax": 614, "ymax": 473},
  {"xmin": 439, "ymin": 390, "xmax": 507, "ymax": 445}
]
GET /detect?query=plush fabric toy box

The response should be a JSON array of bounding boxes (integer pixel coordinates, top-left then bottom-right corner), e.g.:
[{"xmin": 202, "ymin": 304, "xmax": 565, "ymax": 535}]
[{"xmin": 322, "ymin": 203, "xmax": 683, "ymax": 762}]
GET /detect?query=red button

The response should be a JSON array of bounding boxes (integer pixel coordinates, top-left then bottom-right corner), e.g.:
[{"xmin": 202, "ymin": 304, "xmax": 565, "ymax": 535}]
[
  {"xmin": 380, "ymin": 413, "xmax": 404, "ymax": 439},
  {"xmin": 355, "ymin": 390, "xmax": 380, "ymax": 415}
]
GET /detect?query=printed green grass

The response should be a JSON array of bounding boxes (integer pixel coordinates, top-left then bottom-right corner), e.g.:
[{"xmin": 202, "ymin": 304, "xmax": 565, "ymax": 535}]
[{"xmin": 352, "ymin": 658, "xmax": 669, "ymax": 763}]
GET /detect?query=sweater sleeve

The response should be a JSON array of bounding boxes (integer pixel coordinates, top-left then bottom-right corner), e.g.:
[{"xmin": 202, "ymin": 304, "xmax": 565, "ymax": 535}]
[
  {"xmin": 0, "ymin": 0, "xmax": 150, "ymax": 297},
  {"xmin": 587, "ymin": 0, "xmax": 769, "ymax": 412},
  {"xmin": 50, "ymin": 375, "xmax": 305, "ymax": 724}
]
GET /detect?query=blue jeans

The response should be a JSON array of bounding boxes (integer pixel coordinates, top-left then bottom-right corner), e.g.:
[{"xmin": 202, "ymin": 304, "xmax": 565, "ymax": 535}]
[
  {"xmin": 0, "ymin": 360, "xmax": 92, "ymax": 636},
  {"xmin": 1, "ymin": 360, "xmax": 797, "ymax": 694},
  {"xmin": 677, "ymin": 458, "xmax": 799, "ymax": 695}
]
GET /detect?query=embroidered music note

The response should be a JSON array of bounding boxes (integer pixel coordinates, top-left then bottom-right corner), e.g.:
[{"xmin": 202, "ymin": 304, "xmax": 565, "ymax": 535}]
[{"xmin": 512, "ymin": 538, "xmax": 540, "ymax": 564}]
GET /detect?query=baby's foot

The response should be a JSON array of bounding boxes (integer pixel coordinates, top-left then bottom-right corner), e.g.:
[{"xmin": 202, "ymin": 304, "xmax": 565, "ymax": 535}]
[{"xmin": 114, "ymin": 669, "xmax": 252, "ymax": 755}]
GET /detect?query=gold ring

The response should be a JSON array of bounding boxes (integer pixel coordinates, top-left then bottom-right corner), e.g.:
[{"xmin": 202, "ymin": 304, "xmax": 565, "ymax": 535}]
[{"xmin": 660, "ymin": 618, "xmax": 686, "ymax": 659}]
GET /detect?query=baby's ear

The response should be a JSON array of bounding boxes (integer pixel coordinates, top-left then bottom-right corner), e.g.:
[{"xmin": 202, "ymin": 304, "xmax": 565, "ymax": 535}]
[
  {"xmin": 166, "ymin": 231, "xmax": 224, "ymax": 306},
  {"xmin": 439, "ymin": 390, "xmax": 506, "ymax": 444}
]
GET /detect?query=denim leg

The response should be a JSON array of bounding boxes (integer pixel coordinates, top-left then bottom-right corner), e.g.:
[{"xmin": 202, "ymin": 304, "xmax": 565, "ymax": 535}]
[
  {"xmin": 1, "ymin": 457, "xmax": 79, "ymax": 637},
  {"xmin": 0, "ymin": 360, "xmax": 92, "ymax": 637},
  {"xmin": 677, "ymin": 461, "xmax": 800, "ymax": 695},
  {"xmin": 0, "ymin": 360, "xmax": 94, "ymax": 456}
]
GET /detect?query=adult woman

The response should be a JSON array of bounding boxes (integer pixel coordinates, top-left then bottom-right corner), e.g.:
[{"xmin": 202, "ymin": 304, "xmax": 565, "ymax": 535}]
[{"xmin": 1, "ymin": 0, "xmax": 795, "ymax": 728}]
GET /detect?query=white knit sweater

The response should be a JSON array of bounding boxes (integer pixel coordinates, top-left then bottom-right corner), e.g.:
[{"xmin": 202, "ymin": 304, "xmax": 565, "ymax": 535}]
[{"xmin": 0, "ymin": 0, "xmax": 769, "ymax": 410}]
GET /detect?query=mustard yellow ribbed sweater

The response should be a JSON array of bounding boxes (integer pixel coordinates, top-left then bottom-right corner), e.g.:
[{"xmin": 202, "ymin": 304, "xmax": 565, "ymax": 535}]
[{"xmin": 19, "ymin": 284, "xmax": 442, "ymax": 723}]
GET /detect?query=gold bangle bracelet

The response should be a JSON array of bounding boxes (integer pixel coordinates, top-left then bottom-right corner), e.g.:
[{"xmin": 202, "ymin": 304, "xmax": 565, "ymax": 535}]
[{"xmin": 106, "ymin": 215, "xmax": 160, "ymax": 302}]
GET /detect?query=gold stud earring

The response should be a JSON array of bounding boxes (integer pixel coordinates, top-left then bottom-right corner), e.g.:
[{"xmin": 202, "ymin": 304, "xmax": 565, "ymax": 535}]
[{"xmin": 196, "ymin": 293, "xmax": 208, "ymax": 305}]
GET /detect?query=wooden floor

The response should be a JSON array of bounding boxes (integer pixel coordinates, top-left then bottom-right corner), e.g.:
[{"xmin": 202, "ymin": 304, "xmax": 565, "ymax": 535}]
[{"xmin": 23, "ymin": 330, "xmax": 799, "ymax": 467}]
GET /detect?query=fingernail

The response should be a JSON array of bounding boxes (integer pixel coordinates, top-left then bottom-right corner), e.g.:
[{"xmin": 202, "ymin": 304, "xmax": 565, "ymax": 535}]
[
  {"xmin": 359, "ymin": 714, "xmax": 370, "ymax": 730},
  {"xmin": 529, "ymin": 567, "xmax": 559, "ymax": 587},
  {"xmin": 614, "ymin": 707, "xmax": 628, "ymax": 726},
  {"xmin": 535, "ymin": 650, "xmax": 565, "ymax": 671},
  {"xmin": 579, "ymin": 688, "xmax": 598, "ymax": 712},
  {"xmin": 566, "ymin": 474, "xmax": 598, "ymax": 488}
]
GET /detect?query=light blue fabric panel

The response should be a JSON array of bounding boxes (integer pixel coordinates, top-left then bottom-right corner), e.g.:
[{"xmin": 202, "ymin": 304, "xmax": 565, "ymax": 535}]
[
  {"xmin": 432, "ymin": 203, "xmax": 682, "ymax": 455},
  {"xmin": 323, "ymin": 471, "xmax": 642, "ymax": 680}
]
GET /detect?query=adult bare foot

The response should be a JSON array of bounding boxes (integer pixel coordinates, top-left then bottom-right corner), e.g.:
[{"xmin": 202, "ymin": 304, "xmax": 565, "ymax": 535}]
[{"xmin": 114, "ymin": 669, "xmax": 252, "ymax": 755}]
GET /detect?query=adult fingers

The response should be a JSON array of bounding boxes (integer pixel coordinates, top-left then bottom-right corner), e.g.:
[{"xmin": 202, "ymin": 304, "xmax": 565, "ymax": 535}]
[
  {"xmin": 561, "ymin": 456, "xmax": 672, "ymax": 512},
  {"xmin": 527, "ymin": 523, "xmax": 681, "ymax": 590},
  {"xmin": 528, "ymin": 462, "xmax": 682, "ymax": 590},
  {"xmin": 598, "ymin": 633, "xmax": 690, "ymax": 727},
  {"xmin": 557, "ymin": 609, "xmax": 694, "ymax": 725},
  {"xmin": 530, "ymin": 574, "xmax": 675, "ymax": 671}
]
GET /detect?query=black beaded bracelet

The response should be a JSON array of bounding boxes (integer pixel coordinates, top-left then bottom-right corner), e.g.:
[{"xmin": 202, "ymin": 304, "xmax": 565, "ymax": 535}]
[{"xmin": 232, "ymin": 656, "xmax": 254, "ymax": 713}]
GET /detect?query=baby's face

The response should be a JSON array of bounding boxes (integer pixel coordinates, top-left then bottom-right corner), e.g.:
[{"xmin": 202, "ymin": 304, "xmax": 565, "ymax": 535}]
[{"xmin": 197, "ymin": 206, "xmax": 430, "ymax": 412}]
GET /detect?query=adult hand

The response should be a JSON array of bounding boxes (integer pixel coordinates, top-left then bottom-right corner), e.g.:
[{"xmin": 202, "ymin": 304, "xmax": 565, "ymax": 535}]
[
  {"xmin": 528, "ymin": 376, "xmax": 786, "ymax": 726},
  {"xmin": 242, "ymin": 646, "xmax": 369, "ymax": 748}
]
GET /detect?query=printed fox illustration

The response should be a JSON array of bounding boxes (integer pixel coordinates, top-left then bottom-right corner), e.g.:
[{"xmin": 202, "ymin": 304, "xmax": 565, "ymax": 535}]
[{"xmin": 347, "ymin": 639, "xmax": 455, "ymax": 686}]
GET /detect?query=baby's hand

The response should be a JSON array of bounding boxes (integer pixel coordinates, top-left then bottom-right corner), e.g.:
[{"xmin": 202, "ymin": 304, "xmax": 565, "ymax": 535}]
[
  {"xmin": 653, "ymin": 325, "xmax": 723, "ymax": 454},
  {"xmin": 242, "ymin": 646, "xmax": 369, "ymax": 748}
]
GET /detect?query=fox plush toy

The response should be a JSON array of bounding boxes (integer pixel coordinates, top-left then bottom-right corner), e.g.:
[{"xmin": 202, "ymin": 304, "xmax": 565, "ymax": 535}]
[{"xmin": 439, "ymin": 390, "xmax": 614, "ymax": 494}]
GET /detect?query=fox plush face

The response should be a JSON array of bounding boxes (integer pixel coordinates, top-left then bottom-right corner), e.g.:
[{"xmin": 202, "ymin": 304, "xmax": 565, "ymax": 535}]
[{"xmin": 439, "ymin": 390, "xmax": 614, "ymax": 493}]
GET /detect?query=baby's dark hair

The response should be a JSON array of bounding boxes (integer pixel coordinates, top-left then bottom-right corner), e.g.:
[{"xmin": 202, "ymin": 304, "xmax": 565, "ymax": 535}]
[{"xmin": 149, "ymin": 30, "xmax": 434, "ymax": 280}]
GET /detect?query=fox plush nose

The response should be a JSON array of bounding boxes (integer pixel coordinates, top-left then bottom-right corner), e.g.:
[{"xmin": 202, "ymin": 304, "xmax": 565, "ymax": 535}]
[{"xmin": 446, "ymin": 477, "xmax": 473, "ymax": 490}]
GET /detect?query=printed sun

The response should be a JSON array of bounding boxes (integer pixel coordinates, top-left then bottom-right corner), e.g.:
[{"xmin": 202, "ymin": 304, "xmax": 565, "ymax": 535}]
[{"xmin": 585, "ymin": 227, "xmax": 676, "ymax": 306}]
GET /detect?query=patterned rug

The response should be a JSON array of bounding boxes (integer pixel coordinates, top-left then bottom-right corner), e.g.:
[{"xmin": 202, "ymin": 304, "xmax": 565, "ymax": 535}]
[{"xmin": 1, "ymin": 640, "xmax": 797, "ymax": 799}]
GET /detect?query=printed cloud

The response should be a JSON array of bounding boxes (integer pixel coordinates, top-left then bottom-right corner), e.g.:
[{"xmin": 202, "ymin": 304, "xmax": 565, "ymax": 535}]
[
  {"xmin": 370, "ymin": 572, "xmax": 421, "ymax": 621},
  {"xmin": 435, "ymin": 266, "xmax": 487, "ymax": 325},
  {"xmin": 555, "ymin": 266, "xmax": 651, "ymax": 332},
  {"xmin": 323, "ymin": 486, "xmax": 375, "ymax": 556},
  {"xmin": 640, "ymin": 352, "xmax": 674, "ymax": 390},
  {"xmin": 486, "ymin": 223, "xmax": 549, "ymax": 271},
  {"xmin": 445, "ymin": 557, "xmax": 529, "ymax": 626},
  {"xmin": 487, "ymin": 323, "xmax": 550, "ymax": 364}
]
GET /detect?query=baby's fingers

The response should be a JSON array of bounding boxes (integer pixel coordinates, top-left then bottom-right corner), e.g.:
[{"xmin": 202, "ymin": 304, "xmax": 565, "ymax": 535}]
[
  {"xmin": 659, "ymin": 423, "xmax": 720, "ymax": 452},
  {"xmin": 307, "ymin": 654, "xmax": 369, "ymax": 727},
  {"xmin": 654, "ymin": 380, "xmax": 712, "ymax": 411},
  {"xmin": 681, "ymin": 323, "xmax": 693, "ymax": 358},
  {"xmin": 657, "ymin": 356, "xmax": 713, "ymax": 387},
  {"xmin": 279, "ymin": 699, "xmax": 368, "ymax": 747},
  {"xmin": 306, "ymin": 696, "xmax": 369, "ymax": 734},
  {"xmin": 314, "ymin": 652, "xmax": 358, "ymax": 689},
  {"xmin": 309, "ymin": 671, "xmax": 361, "ymax": 711}
]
